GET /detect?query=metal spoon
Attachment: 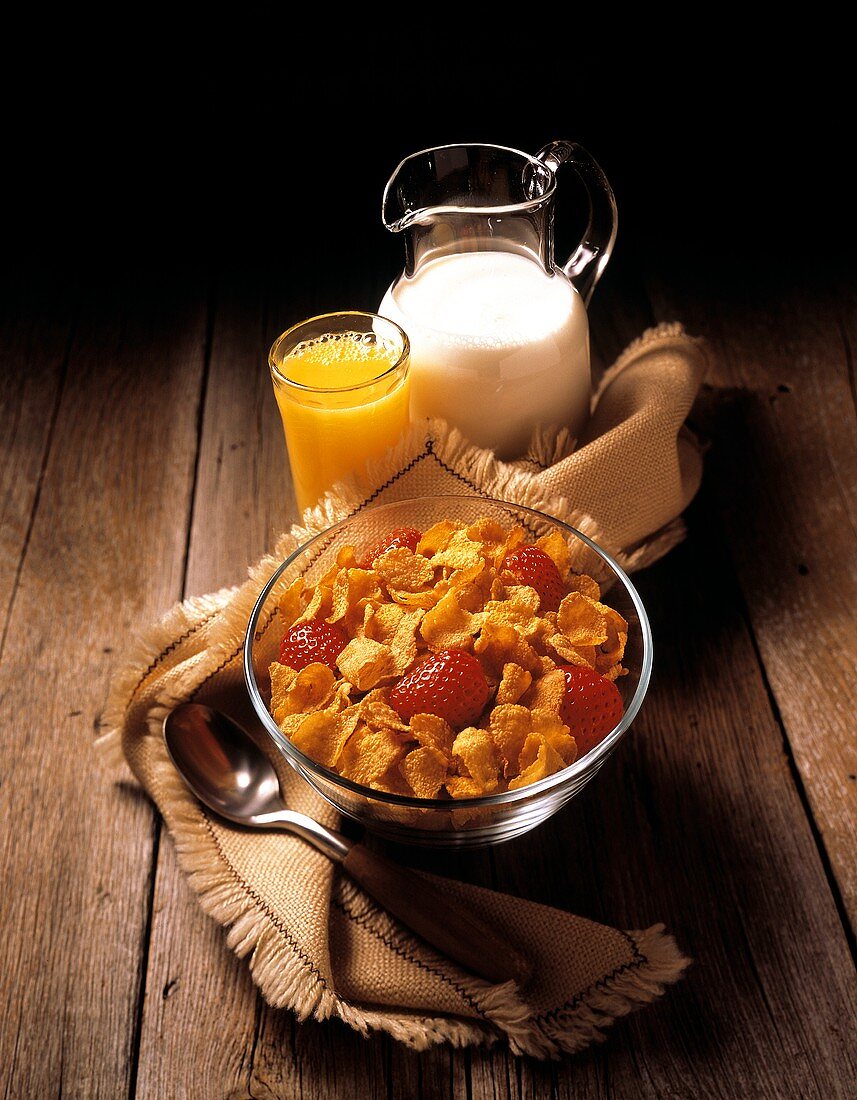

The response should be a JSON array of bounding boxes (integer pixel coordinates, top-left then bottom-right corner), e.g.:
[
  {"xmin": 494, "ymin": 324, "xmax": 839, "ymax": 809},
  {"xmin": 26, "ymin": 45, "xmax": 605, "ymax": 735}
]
[{"xmin": 164, "ymin": 703, "xmax": 530, "ymax": 985}]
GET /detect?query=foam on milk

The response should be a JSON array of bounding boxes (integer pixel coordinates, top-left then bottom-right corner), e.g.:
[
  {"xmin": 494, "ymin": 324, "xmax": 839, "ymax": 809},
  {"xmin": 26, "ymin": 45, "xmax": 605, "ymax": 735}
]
[{"xmin": 379, "ymin": 250, "xmax": 590, "ymax": 457}]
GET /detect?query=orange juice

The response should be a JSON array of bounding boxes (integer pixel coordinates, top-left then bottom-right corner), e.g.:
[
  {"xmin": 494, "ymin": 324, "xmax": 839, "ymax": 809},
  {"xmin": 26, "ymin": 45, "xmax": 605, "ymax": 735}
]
[{"xmin": 270, "ymin": 318, "xmax": 410, "ymax": 514}]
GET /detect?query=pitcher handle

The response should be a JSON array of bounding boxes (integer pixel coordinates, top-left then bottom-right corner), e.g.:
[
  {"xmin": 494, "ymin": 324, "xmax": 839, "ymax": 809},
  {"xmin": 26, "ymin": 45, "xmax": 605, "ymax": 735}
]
[{"xmin": 536, "ymin": 141, "xmax": 618, "ymax": 306}]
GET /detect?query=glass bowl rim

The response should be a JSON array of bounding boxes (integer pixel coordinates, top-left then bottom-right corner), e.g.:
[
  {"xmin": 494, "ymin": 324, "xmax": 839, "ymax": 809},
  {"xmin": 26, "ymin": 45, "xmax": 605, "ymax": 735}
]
[{"xmin": 244, "ymin": 495, "xmax": 653, "ymax": 810}]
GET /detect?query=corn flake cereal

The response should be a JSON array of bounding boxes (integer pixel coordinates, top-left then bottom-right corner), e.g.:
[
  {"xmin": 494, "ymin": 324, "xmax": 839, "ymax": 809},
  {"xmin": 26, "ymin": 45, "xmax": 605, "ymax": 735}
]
[
  {"xmin": 548, "ymin": 633, "xmax": 597, "ymax": 668},
  {"xmin": 269, "ymin": 516, "xmax": 628, "ymax": 800},
  {"xmin": 338, "ymin": 725, "xmax": 407, "ymax": 786},
  {"xmin": 531, "ymin": 709, "xmax": 578, "ymax": 764},
  {"xmin": 535, "ymin": 529, "xmax": 572, "ymax": 578},
  {"xmin": 401, "ymin": 746, "xmax": 448, "ymax": 798},
  {"xmin": 488, "ymin": 704, "xmax": 533, "ymax": 778},
  {"xmin": 508, "ymin": 733, "xmax": 567, "ymax": 790},
  {"xmin": 452, "ymin": 727, "xmax": 500, "ymax": 793},
  {"xmin": 483, "ymin": 585, "xmax": 541, "ymax": 629},
  {"xmin": 417, "ymin": 519, "xmax": 463, "ymax": 557},
  {"xmin": 557, "ymin": 592, "xmax": 608, "ymax": 647},
  {"xmin": 270, "ymin": 662, "xmax": 336, "ymax": 723},
  {"xmin": 291, "ymin": 709, "xmax": 359, "ymax": 768},
  {"xmin": 409, "ymin": 712, "xmax": 455, "ymax": 758},
  {"xmin": 566, "ymin": 572, "xmax": 601, "ymax": 601},
  {"xmin": 421, "ymin": 589, "xmax": 483, "ymax": 651},
  {"xmin": 294, "ymin": 583, "xmax": 333, "ymax": 625},
  {"xmin": 373, "ymin": 546, "xmax": 435, "ymax": 592},
  {"xmin": 522, "ymin": 668, "xmax": 567, "ymax": 713},
  {"xmin": 445, "ymin": 775, "xmax": 487, "ymax": 800},
  {"xmin": 431, "ymin": 530, "xmax": 484, "ymax": 572},
  {"xmin": 496, "ymin": 662, "xmax": 532, "ymax": 706},
  {"xmin": 277, "ymin": 577, "xmax": 305, "ymax": 630},
  {"xmin": 358, "ymin": 690, "xmax": 411, "ymax": 733},
  {"xmin": 364, "ymin": 604, "xmax": 423, "ymax": 675},
  {"xmin": 327, "ymin": 567, "xmax": 382, "ymax": 630},
  {"xmin": 475, "ymin": 619, "xmax": 542, "ymax": 678},
  {"xmin": 336, "ymin": 637, "xmax": 397, "ymax": 691}
]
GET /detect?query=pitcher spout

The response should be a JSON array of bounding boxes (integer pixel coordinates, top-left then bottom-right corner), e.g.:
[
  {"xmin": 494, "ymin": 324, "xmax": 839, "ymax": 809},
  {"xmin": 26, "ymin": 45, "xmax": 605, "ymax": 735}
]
[
  {"xmin": 381, "ymin": 199, "xmax": 432, "ymax": 234},
  {"xmin": 381, "ymin": 147, "xmax": 462, "ymax": 234}
]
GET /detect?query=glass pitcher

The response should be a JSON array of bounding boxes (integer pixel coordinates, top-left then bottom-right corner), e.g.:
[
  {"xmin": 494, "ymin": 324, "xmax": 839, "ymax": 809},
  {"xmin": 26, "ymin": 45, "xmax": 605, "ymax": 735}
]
[{"xmin": 379, "ymin": 142, "xmax": 617, "ymax": 458}]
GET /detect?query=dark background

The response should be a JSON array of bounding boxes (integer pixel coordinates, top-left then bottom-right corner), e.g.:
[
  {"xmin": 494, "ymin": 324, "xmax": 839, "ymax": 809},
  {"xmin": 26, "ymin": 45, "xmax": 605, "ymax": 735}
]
[{"xmin": 4, "ymin": 34, "xmax": 853, "ymax": 297}]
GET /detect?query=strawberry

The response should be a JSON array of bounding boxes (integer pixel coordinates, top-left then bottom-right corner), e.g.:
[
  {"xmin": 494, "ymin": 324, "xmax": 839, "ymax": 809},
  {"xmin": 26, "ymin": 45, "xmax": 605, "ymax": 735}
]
[
  {"xmin": 390, "ymin": 648, "xmax": 490, "ymax": 729},
  {"xmin": 360, "ymin": 526, "xmax": 422, "ymax": 568},
  {"xmin": 278, "ymin": 621, "xmax": 348, "ymax": 672},
  {"xmin": 504, "ymin": 545, "xmax": 566, "ymax": 612},
  {"xmin": 557, "ymin": 665, "xmax": 624, "ymax": 757}
]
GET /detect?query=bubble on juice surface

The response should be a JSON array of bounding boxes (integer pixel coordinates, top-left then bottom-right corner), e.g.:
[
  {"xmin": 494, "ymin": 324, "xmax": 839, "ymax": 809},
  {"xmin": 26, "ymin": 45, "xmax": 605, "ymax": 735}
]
[{"xmin": 286, "ymin": 331, "xmax": 399, "ymax": 366}]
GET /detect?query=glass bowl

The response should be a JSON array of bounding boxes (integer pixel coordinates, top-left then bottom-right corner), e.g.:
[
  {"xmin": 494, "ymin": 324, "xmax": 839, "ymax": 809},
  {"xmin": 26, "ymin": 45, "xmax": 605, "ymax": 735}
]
[{"xmin": 244, "ymin": 495, "xmax": 652, "ymax": 848}]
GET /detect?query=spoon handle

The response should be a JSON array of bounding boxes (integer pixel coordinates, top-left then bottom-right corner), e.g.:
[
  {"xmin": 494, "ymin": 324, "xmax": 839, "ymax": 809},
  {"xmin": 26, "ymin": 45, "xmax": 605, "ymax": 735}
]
[
  {"xmin": 257, "ymin": 810, "xmax": 351, "ymax": 862},
  {"xmin": 341, "ymin": 843, "xmax": 531, "ymax": 986}
]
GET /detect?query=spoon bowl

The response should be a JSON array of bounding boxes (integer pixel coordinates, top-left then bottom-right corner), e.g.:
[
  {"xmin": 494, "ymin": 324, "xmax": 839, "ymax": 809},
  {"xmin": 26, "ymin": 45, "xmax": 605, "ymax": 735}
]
[
  {"xmin": 163, "ymin": 703, "xmax": 349, "ymax": 859},
  {"xmin": 164, "ymin": 703, "xmax": 285, "ymax": 824}
]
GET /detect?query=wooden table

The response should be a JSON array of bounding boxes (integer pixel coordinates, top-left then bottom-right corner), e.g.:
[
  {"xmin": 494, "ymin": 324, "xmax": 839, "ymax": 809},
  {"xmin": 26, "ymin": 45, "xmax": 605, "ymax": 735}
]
[{"xmin": 1, "ymin": 250, "xmax": 855, "ymax": 1099}]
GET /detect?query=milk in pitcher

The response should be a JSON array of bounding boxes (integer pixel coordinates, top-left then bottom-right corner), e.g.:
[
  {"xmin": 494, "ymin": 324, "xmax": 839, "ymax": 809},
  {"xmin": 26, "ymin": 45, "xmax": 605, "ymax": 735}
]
[{"xmin": 379, "ymin": 249, "xmax": 590, "ymax": 458}]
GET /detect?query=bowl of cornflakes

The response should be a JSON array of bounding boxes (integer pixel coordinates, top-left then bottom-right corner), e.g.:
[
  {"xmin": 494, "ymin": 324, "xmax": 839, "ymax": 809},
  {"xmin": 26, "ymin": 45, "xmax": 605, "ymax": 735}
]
[{"xmin": 244, "ymin": 496, "xmax": 652, "ymax": 847}]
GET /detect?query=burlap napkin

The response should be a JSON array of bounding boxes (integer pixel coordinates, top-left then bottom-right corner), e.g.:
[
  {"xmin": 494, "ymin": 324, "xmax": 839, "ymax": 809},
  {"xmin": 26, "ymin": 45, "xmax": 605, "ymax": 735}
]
[{"xmin": 102, "ymin": 322, "xmax": 706, "ymax": 1058}]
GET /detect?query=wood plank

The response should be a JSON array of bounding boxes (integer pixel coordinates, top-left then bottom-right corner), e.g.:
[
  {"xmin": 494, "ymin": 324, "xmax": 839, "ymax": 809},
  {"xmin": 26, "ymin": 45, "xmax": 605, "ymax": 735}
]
[
  {"xmin": 182, "ymin": 268, "xmax": 299, "ymax": 586},
  {"xmin": 134, "ymin": 837, "xmax": 261, "ymax": 1100},
  {"xmin": 133, "ymin": 267, "xmax": 289, "ymax": 1100},
  {"xmin": 388, "ymin": 1035, "xmax": 455, "ymax": 1100},
  {"xmin": 247, "ymin": 1012, "xmax": 391, "ymax": 1100},
  {"xmin": 647, "ymin": 268, "xmax": 857, "ymax": 933},
  {"xmin": 0, "ymin": 280, "xmax": 72, "ymax": 642},
  {"xmin": 0, "ymin": 272, "xmax": 207, "ymax": 1098}
]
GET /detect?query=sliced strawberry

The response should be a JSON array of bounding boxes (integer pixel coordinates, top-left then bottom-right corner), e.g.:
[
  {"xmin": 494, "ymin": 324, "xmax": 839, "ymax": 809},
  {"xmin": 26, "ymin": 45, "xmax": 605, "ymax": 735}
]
[
  {"xmin": 504, "ymin": 545, "xmax": 566, "ymax": 612},
  {"xmin": 389, "ymin": 647, "xmax": 490, "ymax": 730},
  {"xmin": 278, "ymin": 620, "xmax": 348, "ymax": 672},
  {"xmin": 360, "ymin": 526, "xmax": 422, "ymax": 568},
  {"xmin": 557, "ymin": 665, "xmax": 624, "ymax": 757}
]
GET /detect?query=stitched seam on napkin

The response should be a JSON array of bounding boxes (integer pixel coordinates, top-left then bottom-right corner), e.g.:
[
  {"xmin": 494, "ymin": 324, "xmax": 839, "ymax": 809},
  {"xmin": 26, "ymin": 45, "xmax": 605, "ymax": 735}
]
[
  {"xmin": 326, "ymin": 436, "xmax": 543, "ymax": 540},
  {"xmin": 426, "ymin": 444, "xmax": 542, "ymax": 539},
  {"xmin": 428, "ymin": 445, "xmax": 492, "ymax": 500},
  {"xmin": 124, "ymin": 607, "xmax": 222, "ymax": 717},
  {"xmin": 332, "ymin": 896, "xmax": 486, "ymax": 1019},
  {"xmin": 517, "ymin": 456, "xmax": 552, "ymax": 471},
  {"xmin": 190, "ymin": 649, "xmax": 244, "ymax": 700},
  {"xmin": 535, "ymin": 937, "xmax": 645, "ymax": 1026},
  {"xmin": 361, "ymin": 444, "xmax": 431, "ymax": 507},
  {"xmin": 200, "ymin": 811, "xmax": 331, "ymax": 991}
]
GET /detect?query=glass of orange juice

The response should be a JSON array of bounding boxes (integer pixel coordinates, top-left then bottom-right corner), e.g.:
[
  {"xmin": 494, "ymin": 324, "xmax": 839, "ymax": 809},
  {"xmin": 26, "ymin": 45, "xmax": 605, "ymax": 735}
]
[{"xmin": 269, "ymin": 312, "xmax": 411, "ymax": 514}]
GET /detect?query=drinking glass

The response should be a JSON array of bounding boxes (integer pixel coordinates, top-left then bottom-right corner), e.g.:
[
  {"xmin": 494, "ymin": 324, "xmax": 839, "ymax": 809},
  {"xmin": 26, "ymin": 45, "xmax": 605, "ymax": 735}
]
[{"xmin": 269, "ymin": 312, "xmax": 410, "ymax": 514}]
